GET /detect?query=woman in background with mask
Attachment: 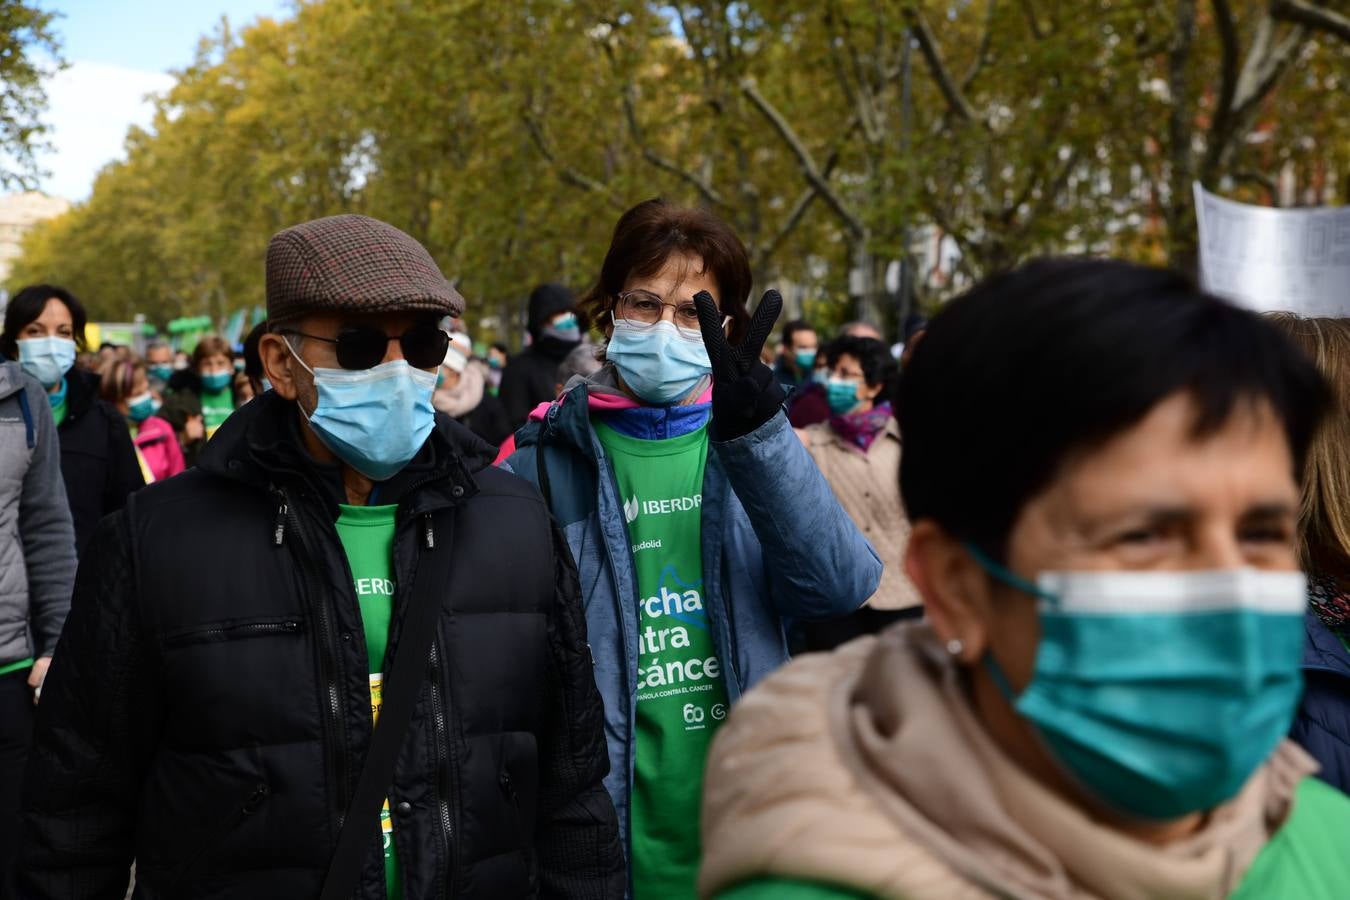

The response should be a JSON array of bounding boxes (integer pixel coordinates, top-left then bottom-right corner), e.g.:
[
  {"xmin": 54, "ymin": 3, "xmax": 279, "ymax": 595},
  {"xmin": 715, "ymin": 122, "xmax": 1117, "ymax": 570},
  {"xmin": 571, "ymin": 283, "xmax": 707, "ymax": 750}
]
[
  {"xmin": 0, "ymin": 284, "xmax": 143, "ymax": 557},
  {"xmin": 1266, "ymin": 315, "xmax": 1350, "ymax": 795},
  {"xmin": 794, "ymin": 335, "xmax": 921, "ymax": 651},
  {"xmin": 504, "ymin": 198, "xmax": 881, "ymax": 899},
  {"xmin": 161, "ymin": 334, "xmax": 236, "ymax": 464},
  {"xmin": 700, "ymin": 259, "xmax": 1350, "ymax": 900},
  {"xmin": 100, "ymin": 357, "xmax": 185, "ymax": 484}
]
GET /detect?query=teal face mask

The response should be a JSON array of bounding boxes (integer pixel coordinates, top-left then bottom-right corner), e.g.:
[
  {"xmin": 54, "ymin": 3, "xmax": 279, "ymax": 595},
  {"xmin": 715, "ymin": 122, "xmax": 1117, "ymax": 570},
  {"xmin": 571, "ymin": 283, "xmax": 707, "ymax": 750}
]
[
  {"xmin": 18, "ymin": 337, "xmax": 76, "ymax": 388},
  {"xmin": 970, "ymin": 547, "xmax": 1306, "ymax": 821},
  {"xmin": 148, "ymin": 364, "xmax": 174, "ymax": 383},
  {"xmin": 127, "ymin": 392, "xmax": 156, "ymax": 423},
  {"xmin": 542, "ymin": 312, "xmax": 581, "ymax": 344},
  {"xmin": 824, "ymin": 377, "xmax": 860, "ymax": 415},
  {"xmin": 794, "ymin": 350, "xmax": 817, "ymax": 371},
  {"xmin": 201, "ymin": 371, "xmax": 233, "ymax": 392}
]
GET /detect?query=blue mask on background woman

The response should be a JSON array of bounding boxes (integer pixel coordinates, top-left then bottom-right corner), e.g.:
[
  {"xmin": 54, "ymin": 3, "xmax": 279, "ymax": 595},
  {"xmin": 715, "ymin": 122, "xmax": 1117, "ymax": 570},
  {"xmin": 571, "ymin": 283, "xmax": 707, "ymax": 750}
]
[
  {"xmin": 201, "ymin": 371, "xmax": 233, "ymax": 392},
  {"xmin": 824, "ymin": 377, "xmax": 859, "ymax": 415},
  {"xmin": 288, "ymin": 340, "xmax": 437, "ymax": 481},
  {"xmin": 607, "ymin": 318, "xmax": 711, "ymax": 405},
  {"xmin": 972, "ymin": 548, "xmax": 1307, "ymax": 821}
]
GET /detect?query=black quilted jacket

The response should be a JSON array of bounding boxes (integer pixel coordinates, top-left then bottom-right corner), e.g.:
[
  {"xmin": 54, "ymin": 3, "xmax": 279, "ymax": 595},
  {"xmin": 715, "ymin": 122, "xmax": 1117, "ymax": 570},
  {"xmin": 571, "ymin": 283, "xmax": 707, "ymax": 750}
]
[{"xmin": 19, "ymin": 391, "xmax": 624, "ymax": 899}]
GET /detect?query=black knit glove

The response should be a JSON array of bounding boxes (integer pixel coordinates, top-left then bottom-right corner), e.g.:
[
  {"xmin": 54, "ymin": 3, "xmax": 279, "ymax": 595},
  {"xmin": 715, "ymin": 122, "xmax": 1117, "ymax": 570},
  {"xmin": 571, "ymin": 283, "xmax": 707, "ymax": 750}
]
[{"xmin": 695, "ymin": 289, "xmax": 786, "ymax": 441}]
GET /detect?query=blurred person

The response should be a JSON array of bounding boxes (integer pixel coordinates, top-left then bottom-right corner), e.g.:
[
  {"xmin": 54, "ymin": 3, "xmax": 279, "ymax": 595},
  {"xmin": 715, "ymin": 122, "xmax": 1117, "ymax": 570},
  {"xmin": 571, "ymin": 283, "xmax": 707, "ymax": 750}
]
[
  {"xmin": 0, "ymin": 355, "xmax": 75, "ymax": 898},
  {"xmin": 172, "ymin": 349, "xmax": 189, "ymax": 371},
  {"xmin": 504, "ymin": 198, "xmax": 880, "ymax": 898},
  {"xmin": 555, "ymin": 341, "xmax": 602, "ymax": 394},
  {"xmin": 700, "ymin": 260, "xmax": 1350, "ymax": 900},
  {"xmin": 160, "ymin": 335, "xmax": 236, "ymax": 463},
  {"xmin": 231, "ymin": 370, "xmax": 255, "ymax": 407},
  {"xmin": 144, "ymin": 340, "xmax": 174, "ymax": 384},
  {"xmin": 99, "ymin": 357, "xmax": 184, "ymax": 485},
  {"xmin": 772, "ymin": 320, "xmax": 818, "ymax": 390},
  {"xmin": 795, "ymin": 336, "xmax": 920, "ymax": 651},
  {"xmin": 242, "ymin": 320, "xmax": 268, "ymax": 396},
  {"xmin": 19, "ymin": 215, "xmax": 623, "ymax": 899},
  {"xmin": 0, "ymin": 285, "xmax": 144, "ymax": 558},
  {"xmin": 499, "ymin": 283, "xmax": 584, "ymax": 426},
  {"xmin": 839, "ymin": 320, "xmax": 882, "ymax": 340},
  {"xmin": 486, "ymin": 341, "xmax": 508, "ymax": 395},
  {"xmin": 96, "ymin": 343, "xmax": 116, "ymax": 368},
  {"xmin": 1268, "ymin": 315, "xmax": 1350, "ymax": 794},
  {"xmin": 431, "ymin": 331, "xmax": 512, "ymax": 448}
]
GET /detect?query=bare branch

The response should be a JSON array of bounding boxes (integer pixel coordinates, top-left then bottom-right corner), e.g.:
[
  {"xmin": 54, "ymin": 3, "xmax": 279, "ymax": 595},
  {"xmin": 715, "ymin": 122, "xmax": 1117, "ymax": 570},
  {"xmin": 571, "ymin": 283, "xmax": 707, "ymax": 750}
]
[
  {"xmin": 755, "ymin": 149, "xmax": 843, "ymax": 271},
  {"xmin": 1202, "ymin": 0, "xmax": 1240, "ymax": 180},
  {"xmin": 521, "ymin": 111, "xmax": 625, "ymax": 210},
  {"xmin": 619, "ymin": 84, "xmax": 727, "ymax": 208},
  {"xmin": 961, "ymin": 0, "xmax": 999, "ymax": 91},
  {"xmin": 1271, "ymin": 0, "xmax": 1350, "ymax": 42},
  {"xmin": 1019, "ymin": 0, "xmax": 1047, "ymax": 39},
  {"xmin": 1232, "ymin": 17, "xmax": 1306, "ymax": 121},
  {"xmin": 823, "ymin": 0, "xmax": 882, "ymax": 144},
  {"xmin": 903, "ymin": 5, "xmax": 984, "ymax": 123},
  {"xmin": 740, "ymin": 78, "xmax": 866, "ymax": 238}
]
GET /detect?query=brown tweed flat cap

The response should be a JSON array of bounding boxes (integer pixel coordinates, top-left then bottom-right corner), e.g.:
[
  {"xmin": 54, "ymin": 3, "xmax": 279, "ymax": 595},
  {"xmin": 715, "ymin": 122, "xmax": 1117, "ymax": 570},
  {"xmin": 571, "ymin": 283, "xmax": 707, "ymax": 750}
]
[{"xmin": 266, "ymin": 214, "xmax": 465, "ymax": 322}]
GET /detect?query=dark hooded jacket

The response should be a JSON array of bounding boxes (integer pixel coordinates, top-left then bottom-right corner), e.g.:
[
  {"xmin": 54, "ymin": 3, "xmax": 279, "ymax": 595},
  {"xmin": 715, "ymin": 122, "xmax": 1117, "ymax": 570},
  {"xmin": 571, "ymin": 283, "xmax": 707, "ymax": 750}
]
[
  {"xmin": 500, "ymin": 284, "xmax": 581, "ymax": 428},
  {"xmin": 55, "ymin": 367, "xmax": 144, "ymax": 558},
  {"xmin": 19, "ymin": 391, "xmax": 624, "ymax": 899},
  {"xmin": 1291, "ymin": 610, "xmax": 1350, "ymax": 794}
]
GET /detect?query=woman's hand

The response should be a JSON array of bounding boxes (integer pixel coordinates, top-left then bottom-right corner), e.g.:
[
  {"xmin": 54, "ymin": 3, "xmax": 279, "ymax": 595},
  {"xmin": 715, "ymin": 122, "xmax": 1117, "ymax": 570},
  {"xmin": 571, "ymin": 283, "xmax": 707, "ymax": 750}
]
[
  {"xmin": 29, "ymin": 656, "xmax": 51, "ymax": 705},
  {"xmin": 695, "ymin": 289, "xmax": 786, "ymax": 440}
]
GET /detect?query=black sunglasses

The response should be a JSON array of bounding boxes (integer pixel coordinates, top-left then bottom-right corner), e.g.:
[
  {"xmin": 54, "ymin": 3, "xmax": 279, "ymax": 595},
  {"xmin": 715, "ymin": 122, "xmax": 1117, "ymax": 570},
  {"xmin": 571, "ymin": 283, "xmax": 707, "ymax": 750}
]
[{"xmin": 283, "ymin": 323, "xmax": 450, "ymax": 371}]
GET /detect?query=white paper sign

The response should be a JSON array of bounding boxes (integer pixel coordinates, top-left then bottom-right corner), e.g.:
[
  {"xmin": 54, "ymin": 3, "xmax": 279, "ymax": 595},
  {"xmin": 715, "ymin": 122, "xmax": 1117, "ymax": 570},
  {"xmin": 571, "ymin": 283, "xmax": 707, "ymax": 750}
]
[{"xmin": 1194, "ymin": 183, "xmax": 1350, "ymax": 316}]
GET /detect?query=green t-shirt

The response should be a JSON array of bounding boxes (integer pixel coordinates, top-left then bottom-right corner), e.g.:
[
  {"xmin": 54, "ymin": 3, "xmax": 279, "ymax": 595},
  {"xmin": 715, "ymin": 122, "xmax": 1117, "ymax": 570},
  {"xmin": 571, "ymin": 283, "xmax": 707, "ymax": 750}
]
[
  {"xmin": 335, "ymin": 503, "xmax": 402, "ymax": 900},
  {"xmin": 200, "ymin": 387, "xmax": 233, "ymax": 437},
  {"xmin": 595, "ymin": 420, "xmax": 729, "ymax": 900}
]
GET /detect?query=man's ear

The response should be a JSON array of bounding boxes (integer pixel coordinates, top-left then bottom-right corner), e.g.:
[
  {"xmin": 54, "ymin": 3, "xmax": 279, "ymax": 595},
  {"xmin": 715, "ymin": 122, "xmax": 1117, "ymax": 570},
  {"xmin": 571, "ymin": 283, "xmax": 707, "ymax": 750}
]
[
  {"xmin": 906, "ymin": 520, "xmax": 997, "ymax": 664},
  {"xmin": 258, "ymin": 332, "xmax": 299, "ymax": 401}
]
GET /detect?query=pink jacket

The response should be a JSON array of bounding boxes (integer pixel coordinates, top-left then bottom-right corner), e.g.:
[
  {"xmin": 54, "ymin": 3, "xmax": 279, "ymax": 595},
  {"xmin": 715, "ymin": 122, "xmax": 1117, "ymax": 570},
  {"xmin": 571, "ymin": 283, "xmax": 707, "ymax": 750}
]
[{"xmin": 133, "ymin": 415, "xmax": 186, "ymax": 483}]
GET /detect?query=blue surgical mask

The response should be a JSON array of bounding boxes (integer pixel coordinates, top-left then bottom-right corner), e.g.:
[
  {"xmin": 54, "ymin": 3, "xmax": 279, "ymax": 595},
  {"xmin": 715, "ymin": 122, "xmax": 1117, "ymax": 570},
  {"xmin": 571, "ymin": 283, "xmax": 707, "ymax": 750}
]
[
  {"xmin": 971, "ymin": 548, "xmax": 1306, "ymax": 821},
  {"xmin": 148, "ymin": 364, "xmax": 174, "ymax": 383},
  {"xmin": 825, "ymin": 377, "xmax": 860, "ymax": 415},
  {"xmin": 606, "ymin": 317, "xmax": 711, "ymax": 406},
  {"xmin": 201, "ymin": 371, "xmax": 233, "ymax": 392},
  {"xmin": 260, "ymin": 377, "xmax": 273, "ymax": 393},
  {"xmin": 127, "ymin": 392, "xmax": 156, "ymax": 423},
  {"xmin": 288, "ymin": 340, "xmax": 437, "ymax": 481},
  {"xmin": 18, "ymin": 337, "xmax": 77, "ymax": 388},
  {"xmin": 794, "ymin": 350, "xmax": 817, "ymax": 371}
]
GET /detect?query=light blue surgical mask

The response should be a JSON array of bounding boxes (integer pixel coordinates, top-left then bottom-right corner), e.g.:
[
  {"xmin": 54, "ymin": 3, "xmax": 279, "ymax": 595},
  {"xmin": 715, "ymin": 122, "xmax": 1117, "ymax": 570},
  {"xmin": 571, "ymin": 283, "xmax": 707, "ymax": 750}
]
[
  {"xmin": 260, "ymin": 377, "xmax": 273, "ymax": 393},
  {"xmin": 201, "ymin": 371, "xmax": 233, "ymax": 392},
  {"xmin": 18, "ymin": 337, "xmax": 77, "ymax": 388},
  {"xmin": 606, "ymin": 316, "xmax": 711, "ymax": 406},
  {"xmin": 127, "ymin": 392, "xmax": 156, "ymax": 423},
  {"xmin": 970, "ymin": 546, "xmax": 1307, "ymax": 821},
  {"xmin": 825, "ymin": 377, "xmax": 860, "ymax": 415},
  {"xmin": 288, "ymin": 339, "xmax": 437, "ymax": 481},
  {"xmin": 148, "ymin": 364, "xmax": 174, "ymax": 383}
]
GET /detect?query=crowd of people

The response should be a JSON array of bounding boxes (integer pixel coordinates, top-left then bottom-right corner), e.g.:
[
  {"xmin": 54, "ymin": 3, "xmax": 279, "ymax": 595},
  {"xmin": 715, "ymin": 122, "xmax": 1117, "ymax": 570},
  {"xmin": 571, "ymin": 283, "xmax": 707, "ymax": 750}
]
[{"xmin": 0, "ymin": 197, "xmax": 1347, "ymax": 900}]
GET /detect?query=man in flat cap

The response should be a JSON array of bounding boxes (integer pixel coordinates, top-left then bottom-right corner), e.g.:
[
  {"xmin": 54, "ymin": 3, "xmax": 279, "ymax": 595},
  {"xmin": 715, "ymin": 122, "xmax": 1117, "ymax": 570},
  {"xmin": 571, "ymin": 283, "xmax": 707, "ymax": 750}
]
[{"xmin": 19, "ymin": 215, "xmax": 625, "ymax": 899}]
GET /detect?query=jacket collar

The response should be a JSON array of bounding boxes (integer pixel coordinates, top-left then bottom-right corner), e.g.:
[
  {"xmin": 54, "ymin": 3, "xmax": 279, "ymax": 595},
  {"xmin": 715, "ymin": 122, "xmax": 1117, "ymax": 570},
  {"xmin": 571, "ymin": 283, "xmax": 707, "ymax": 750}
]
[
  {"xmin": 63, "ymin": 368, "xmax": 98, "ymax": 421},
  {"xmin": 198, "ymin": 390, "xmax": 495, "ymax": 516}
]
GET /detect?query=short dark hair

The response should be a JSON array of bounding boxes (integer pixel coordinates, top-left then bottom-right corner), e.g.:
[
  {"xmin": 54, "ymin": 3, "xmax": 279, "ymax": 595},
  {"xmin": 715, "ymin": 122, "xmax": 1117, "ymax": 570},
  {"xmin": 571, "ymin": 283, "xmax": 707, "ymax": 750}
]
[
  {"xmin": 578, "ymin": 198, "xmax": 753, "ymax": 345},
  {"xmin": 824, "ymin": 336, "xmax": 896, "ymax": 391},
  {"xmin": 781, "ymin": 320, "xmax": 816, "ymax": 348},
  {"xmin": 899, "ymin": 258, "xmax": 1329, "ymax": 560},
  {"xmin": 0, "ymin": 284, "xmax": 89, "ymax": 358}
]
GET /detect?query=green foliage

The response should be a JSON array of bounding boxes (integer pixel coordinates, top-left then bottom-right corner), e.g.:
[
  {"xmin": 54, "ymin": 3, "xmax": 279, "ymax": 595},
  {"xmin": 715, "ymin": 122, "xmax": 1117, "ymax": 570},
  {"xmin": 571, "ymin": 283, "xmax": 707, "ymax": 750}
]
[
  {"xmin": 7, "ymin": 0, "xmax": 1350, "ymax": 337},
  {"xmin": 0, "ymin": 0, "xmax": 63, "ymax": 189}
]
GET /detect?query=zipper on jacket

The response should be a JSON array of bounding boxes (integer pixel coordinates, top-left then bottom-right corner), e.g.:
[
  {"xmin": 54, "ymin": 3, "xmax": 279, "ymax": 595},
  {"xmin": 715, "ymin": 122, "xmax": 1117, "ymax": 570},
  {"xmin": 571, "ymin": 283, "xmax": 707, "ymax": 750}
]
[
  {"xmin": 283, "ymin": 491, "xmax": 351, "ymax": 831},
  {"xmin": 169, "ymin": 620, "xmax": 302, "ymax": 646},
  {"xmin": 428, "ymin": 638, "xmax": 455, "ymax": 897}
]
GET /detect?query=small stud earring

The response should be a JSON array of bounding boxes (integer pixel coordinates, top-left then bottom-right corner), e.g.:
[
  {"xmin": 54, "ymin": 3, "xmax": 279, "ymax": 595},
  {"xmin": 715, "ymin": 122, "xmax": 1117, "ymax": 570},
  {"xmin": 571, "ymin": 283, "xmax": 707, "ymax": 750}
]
[{"xmin": 946, "ymin": 638, "xmax": 964, "ymax": 656}]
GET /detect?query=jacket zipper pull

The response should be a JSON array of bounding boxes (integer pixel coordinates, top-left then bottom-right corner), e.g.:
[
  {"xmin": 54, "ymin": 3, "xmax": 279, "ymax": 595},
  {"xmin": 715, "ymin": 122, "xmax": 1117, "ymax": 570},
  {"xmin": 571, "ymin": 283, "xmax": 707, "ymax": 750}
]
[
  {"xmin": 274, "ymin": 501, "xmax": 288, "ymax": 546},
  {"xmin": 423, "ymin": 513, "xmax": 435, "ymax": 550}
]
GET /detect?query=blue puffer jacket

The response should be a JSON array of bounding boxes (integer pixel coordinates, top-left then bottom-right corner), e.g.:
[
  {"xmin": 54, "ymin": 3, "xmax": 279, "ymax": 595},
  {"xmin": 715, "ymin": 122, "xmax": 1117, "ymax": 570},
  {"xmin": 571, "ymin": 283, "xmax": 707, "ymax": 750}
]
[
  {"xmin": 503, "ymin": 376, "xmax": 882, "ymax": 863},
  {"xmin": 1291, "ymin": 611, "xmax": 1350, "ymax": 794}
]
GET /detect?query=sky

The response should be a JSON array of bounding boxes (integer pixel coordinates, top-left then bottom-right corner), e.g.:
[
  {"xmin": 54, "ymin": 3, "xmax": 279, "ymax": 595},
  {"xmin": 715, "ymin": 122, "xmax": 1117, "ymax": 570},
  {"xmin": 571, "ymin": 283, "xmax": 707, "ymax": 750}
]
[{"xmin": 32, "ymin": 0, "xmax": 291, "ymax": 201}]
